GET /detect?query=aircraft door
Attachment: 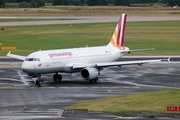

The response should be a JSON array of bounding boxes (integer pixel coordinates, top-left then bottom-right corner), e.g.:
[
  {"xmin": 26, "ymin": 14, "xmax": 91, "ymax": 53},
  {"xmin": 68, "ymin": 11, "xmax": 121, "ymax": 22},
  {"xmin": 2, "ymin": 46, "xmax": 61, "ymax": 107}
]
[
  {"xmin": 44, "ymin": 54, "xmax": 50, "ymax": 66},
  {"xmin": 74, "ymin": 54, "xmax": 79, "ymax": 63}
]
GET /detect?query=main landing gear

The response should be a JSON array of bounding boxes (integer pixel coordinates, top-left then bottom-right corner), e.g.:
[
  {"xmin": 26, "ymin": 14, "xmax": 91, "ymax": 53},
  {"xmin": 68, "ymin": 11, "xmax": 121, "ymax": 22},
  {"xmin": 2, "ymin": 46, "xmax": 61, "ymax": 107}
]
[
  {"xmin": 53, "ymin": 73, "xmax": 62, "ymax": 82},
  {"xmin": 89, "ymin": 77, "xmax": 98, "ymax": 83}
]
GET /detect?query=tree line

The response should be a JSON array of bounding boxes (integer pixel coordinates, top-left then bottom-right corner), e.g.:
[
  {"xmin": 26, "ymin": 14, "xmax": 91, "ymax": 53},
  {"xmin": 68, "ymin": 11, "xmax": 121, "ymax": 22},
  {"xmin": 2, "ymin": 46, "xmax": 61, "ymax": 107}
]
[{"xmin": 1, "ymin": 0, "xmax": 180, "ymax": 8}]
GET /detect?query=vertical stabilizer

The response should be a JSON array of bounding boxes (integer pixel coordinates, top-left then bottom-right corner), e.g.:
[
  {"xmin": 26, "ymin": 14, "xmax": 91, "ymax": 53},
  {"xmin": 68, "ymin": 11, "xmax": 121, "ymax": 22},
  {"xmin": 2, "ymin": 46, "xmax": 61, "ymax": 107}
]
[{"xmin": 107, "ymin": 13, "xmax": 127, "ymax": 47}]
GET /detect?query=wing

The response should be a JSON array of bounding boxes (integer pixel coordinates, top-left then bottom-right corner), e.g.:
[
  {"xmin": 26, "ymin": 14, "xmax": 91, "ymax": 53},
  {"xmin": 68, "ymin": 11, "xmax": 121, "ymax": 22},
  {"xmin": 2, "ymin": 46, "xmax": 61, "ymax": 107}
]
[
  {"xmin": 7, "ymin": 51, "xmax": 26, "ymax": 61},
  {"xmin": 72, "ymin": 58, "xmax": 170, "ymax": 69}
]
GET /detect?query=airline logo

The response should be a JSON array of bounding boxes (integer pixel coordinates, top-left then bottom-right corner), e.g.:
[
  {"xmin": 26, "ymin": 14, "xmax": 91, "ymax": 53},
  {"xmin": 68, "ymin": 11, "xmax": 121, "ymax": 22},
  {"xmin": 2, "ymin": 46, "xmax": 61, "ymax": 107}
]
[
  {"xmin": 48, "ymin": 52, "xmax": 72, "ymax": 58},
  {"xmin": 110, "ymin": 13, "xmax": 127, "ymax": 47}
]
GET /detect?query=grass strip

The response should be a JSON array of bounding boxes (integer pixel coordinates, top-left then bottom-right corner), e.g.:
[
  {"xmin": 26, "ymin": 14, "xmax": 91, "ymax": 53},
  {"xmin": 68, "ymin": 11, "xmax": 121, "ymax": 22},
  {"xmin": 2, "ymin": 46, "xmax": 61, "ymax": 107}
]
[
  {"xmin": 0, "ymin": 21, "xmax": 180, "ymax": 55},
  {"xmin": 65, "ymin": 89, "xmax": 180, "ymax": 114}
]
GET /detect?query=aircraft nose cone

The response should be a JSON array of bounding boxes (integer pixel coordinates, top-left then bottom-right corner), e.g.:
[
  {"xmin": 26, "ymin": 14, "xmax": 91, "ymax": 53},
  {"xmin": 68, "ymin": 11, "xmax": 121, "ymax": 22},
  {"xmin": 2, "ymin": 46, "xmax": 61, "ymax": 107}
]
[{"xmin": 21, "ymin": 62, "xmax": 34, "ymax": 73}]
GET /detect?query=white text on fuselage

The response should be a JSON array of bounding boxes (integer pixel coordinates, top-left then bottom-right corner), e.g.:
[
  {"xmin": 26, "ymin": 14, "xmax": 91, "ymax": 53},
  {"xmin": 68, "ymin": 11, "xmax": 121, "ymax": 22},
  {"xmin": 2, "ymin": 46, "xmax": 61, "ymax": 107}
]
[{"xmin": 48, "ymin": 52, "xmax": 72, "ymax": 58}]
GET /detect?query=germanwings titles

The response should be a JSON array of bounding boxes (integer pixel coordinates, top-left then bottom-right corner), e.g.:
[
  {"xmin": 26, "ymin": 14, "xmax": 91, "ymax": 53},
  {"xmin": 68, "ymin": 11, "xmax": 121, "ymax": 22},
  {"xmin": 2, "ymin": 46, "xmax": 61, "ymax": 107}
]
[{"xmin": 7, "ymin": 13, "xmax": 169, "ymax": 86}]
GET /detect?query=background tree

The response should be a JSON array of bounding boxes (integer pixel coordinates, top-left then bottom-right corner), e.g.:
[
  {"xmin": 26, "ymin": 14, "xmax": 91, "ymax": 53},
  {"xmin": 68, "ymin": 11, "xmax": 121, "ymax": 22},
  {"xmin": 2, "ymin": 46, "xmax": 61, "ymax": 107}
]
[
  {"xmin": 0, "ymin": 0, "xmax": 5, "ymax": 8},
  {"xmin": 6, "ymin": 0, "xmax": 31, "ymax": 2},
  {"xmin": 72, "ymin": 0, "xmax": 80, "ymax": 5},
  {"xmin": 108, "ymin": 0, "xmax": 113, "ymax": 4},
  {"xmin": 99, "ymin": 0, "xmax": 108, "ymax": 5},
  {"xmin": 131, "ymin": 0, "xmax": 159, "ymax": 3},
  {"xmin": 30, "ymin": 0, "xmax": 45, "ymax": 7},
  {"xmin": 53, "ymin": 0, "xmax": 61, "ymax": 5},
  {"xmin": 113, "ymin": 0, "xmax": 131, "ymax": 6},
  {"xmin": 30, "ymin": 0, "xmax": 37, "ymax": 7},
  {"xmin": 167, "ymin": 0, "xmax": 180, "ymax": 6},
  {"xmin": 79, "ymin": 0, "xmax": 86, "ymax": 5},
  {"xmin": 45, "ymin": 0, "xmax": 53, "ymax": 2},
  {"xmin": 36, "ymin": 0, "xmax": 45, "ymax": 7},
  {"xmin": 86, "ymin": 0, "xmax": 100, "ymax": 6},
  {"xmin": 19, "ymin": 1, "xmax": 30, "ymax": 8},
  {"xmin": 61, "ymin": 0, "xmax": 68, "ymax": 5}
]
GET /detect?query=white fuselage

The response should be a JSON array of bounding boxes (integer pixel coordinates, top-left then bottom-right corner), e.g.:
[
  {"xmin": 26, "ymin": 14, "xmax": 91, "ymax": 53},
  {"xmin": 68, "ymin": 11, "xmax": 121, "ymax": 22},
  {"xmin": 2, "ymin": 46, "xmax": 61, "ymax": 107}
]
[{"xmin": 21, "ymin": 45, "xmax": 129, "ymax": 74}]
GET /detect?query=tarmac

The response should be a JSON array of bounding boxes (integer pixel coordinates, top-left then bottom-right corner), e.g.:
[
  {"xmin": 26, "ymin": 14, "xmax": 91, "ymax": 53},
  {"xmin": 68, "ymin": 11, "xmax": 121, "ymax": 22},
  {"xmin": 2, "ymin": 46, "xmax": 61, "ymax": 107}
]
[{"xmin": 0, "ymin": 57, "xmax": 180, "ymax": 120}]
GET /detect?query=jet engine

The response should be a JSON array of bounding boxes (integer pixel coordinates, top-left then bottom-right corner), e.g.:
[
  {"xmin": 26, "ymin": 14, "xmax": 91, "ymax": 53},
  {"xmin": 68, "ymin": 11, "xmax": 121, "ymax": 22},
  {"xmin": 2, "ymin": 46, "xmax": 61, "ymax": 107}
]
[{"xmin": 81, "ymin": 67, "xmax": 99, "ymax": 80}]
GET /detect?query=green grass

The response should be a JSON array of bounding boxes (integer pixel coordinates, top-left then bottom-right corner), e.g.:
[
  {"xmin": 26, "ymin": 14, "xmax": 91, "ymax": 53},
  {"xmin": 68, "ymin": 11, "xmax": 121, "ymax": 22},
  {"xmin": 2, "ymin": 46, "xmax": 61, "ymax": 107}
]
[
  {"xmin": 131, "ymin": 4, "xmax": 151, "ymax": 7},
  {"xmin": 65, "ymin": 89, "xmax": 180, "ymax": 114},
  {"xmin": 171, "ymin": 12, "xmax": 180, "ymax": 14},
  {"xmin": 0, "ymin": 21, "xmax": 180, "ymax": 55},
  {"xmin": 152, "ymin": 3, "xmax": 167, "ymax": 7}
]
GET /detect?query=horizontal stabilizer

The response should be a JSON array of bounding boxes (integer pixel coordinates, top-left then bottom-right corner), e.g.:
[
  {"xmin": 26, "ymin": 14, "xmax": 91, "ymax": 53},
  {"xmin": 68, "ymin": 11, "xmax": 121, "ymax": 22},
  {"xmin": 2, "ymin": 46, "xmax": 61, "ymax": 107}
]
[{"xmin": 121, "ymin": 48, "xmax": 154, "ymax": 54}]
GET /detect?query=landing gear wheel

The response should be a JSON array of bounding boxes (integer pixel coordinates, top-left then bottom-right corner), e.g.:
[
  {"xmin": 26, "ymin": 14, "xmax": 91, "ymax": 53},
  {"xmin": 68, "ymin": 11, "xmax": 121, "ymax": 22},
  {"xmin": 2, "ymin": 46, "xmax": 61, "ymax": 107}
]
[
  {"xmin": 89, "ymin": 77, "xmax": 98, "ymax": 83},
  {"xmin": 93, "ymin": 77, "xmax": 98, "ymax": 83},
  {"xmin": 53, "ymin": 74, "xmax": 62, "ymax": 82},
  {"xmin": 28, "ymin": 74, "xmax": 34, "ymax": 77},
  {"xmin": 36, "ymin": 80, "xmax": 41, "ymax": 87},
  {"xmin": 57, "ymin": 74, "xmax": 62, "ymax": 81},
  {"xmin": 89, "ymin": 80, "xmax": 93, "ymax": 83},
  {"xmin": 53, "ymin": 74, "xmax": 58, "ymax": 82}
]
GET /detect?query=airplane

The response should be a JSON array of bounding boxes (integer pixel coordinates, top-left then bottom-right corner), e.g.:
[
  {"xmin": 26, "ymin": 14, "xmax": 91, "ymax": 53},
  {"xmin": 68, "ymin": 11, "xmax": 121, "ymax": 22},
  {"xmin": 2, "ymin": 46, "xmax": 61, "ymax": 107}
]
[{"xmin": 7, "ymin": 13, "xmax": 169, "ymax": 87}]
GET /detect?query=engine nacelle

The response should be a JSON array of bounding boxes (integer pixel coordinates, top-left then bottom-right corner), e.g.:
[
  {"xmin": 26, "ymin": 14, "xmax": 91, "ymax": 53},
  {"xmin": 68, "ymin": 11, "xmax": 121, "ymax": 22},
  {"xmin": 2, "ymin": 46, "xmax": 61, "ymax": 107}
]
[{"xmin": 81, "ymin": 67, "xmax": 99, "ymax": 80}]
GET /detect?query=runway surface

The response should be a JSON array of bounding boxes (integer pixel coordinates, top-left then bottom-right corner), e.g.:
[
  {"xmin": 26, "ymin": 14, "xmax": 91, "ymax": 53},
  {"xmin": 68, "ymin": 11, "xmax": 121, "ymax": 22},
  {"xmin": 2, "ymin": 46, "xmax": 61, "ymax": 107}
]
[
  {"xmin": 1, "ymin": 16, "xmax": 180, "ymax": 26},
  {"xmin": 0, "ymin": 59, "xmax": 180, "ymax": 120}
]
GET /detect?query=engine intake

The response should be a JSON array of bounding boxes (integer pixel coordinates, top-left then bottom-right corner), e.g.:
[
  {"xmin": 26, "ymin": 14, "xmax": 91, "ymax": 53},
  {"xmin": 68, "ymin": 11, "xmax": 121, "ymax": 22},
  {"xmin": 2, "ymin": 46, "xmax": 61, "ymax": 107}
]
[{"xmin": 81, "ymin": 67, "xmax": 99, "ymax": 80}]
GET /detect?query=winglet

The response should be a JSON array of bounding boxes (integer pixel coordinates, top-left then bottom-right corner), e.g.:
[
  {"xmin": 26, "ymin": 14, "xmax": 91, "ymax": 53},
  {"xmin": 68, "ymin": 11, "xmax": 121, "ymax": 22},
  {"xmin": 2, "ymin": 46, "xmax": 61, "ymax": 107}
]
[
  {"xmin": 161, "ymin": 57, "xmax": 170, "ymax": 62},
  {"xmin": 7, "ymin": 51, "xmax": 11, "ymax": 55},
  {"xmin": 168, "ymin": 57, "xmax": 171, "ymax": 62}
]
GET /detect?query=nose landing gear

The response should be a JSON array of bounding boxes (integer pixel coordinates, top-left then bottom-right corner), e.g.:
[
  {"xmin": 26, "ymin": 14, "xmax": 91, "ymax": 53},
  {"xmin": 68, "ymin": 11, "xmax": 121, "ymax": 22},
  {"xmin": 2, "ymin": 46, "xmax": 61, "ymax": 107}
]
[
  {"xmin": 32, "ymin": 74, "xmax": 41, "ymax": 87},
  {"xmin": 36, "ymin": 80, "xmax": 41, "ymax": 87},
  {"xmin": 32, "ymin": 73, "xmax": 63, "ymax": 87}
]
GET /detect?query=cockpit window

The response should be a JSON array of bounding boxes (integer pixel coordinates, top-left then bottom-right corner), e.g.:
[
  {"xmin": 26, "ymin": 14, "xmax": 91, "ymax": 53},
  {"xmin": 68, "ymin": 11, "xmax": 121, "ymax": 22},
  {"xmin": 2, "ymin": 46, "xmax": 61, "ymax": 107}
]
[
  {"xmin": 37, "ymin": 58, "xmax": 40, "ymax": 61},
  {"xmin": 25, "ymin": 58, "xmax": 41, "ymax": 62},
  {"xmin": 28, "ymin": 58, "xmax": 34, "ymax": 61},
  {"xmin": 33, "ymin": 58, "xmax": 37, "ymax": 61}
]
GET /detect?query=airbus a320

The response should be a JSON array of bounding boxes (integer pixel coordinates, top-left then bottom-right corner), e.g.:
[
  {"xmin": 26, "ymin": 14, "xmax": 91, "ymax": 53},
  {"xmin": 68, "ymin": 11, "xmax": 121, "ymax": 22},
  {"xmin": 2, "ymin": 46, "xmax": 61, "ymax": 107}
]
[{"xmin": 7, "ymin": 13, "xmax": 169, "ymax": 86}]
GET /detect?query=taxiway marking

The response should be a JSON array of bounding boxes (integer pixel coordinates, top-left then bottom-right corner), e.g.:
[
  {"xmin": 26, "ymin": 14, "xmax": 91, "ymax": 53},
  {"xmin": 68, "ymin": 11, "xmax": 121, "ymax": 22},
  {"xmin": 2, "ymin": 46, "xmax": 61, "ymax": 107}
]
[{"xmin": 0, "ymin": 86, "xmax": 140, "ymax": 89}]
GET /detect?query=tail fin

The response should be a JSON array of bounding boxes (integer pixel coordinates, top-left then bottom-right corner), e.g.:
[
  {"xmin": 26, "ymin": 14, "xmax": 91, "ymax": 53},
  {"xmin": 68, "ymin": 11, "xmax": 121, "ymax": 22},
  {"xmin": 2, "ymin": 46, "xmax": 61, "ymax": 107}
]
[{"xmin": 107, "ymin": 13, "xmax": 127, "ymax": 47}]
